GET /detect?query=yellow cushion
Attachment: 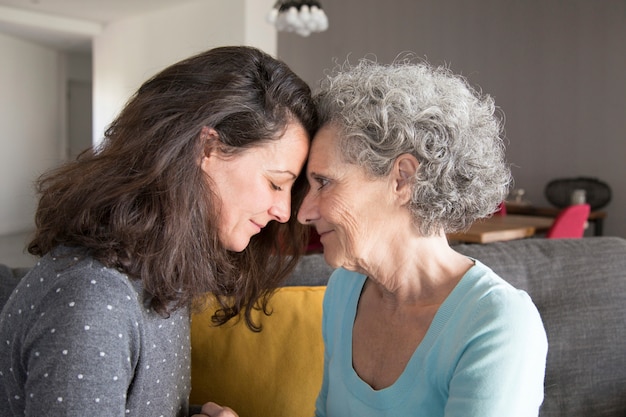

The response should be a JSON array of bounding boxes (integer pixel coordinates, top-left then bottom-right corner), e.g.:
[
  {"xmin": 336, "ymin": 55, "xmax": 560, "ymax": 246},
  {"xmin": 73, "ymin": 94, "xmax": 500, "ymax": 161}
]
[{"xmin": 190, "ymin": 286, "xmax": 326, "ymax": 417}]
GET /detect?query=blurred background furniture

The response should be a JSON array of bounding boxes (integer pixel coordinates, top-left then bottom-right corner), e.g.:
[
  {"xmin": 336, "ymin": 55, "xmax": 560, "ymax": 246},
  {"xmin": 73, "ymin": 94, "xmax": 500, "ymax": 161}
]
[
  {"xmin": 305, "ymin": 228, "xmax": 323, "ymax": 254},
  {"xmin": 544, "ymin": 177, "xmax": 611, "ymax": 211},
  {"xmin": 494, "ymin": 201, "xmax": 507, "ymax": 216},
  {"xmin": 447, "ymin": 214, "xmax": 554, "ymax": 244},
  {"xmin": 506, "ymin": 204, "xmax": 607, "ymax": 236},
  {"xmin": 506, "ymin": 177, "xmax": 610, "ymax": 237},
  {"xmin": 545, "ymin": 204, "xmax": 591, "ymax": 239}
]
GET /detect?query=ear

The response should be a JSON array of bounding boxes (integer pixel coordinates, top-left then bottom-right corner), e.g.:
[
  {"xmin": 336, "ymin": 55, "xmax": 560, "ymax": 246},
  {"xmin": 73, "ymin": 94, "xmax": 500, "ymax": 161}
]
[
  {"xmin": 392, "ymin": 153, "xmax": 419, "ymax": 204},
  {"xmin": 200, "ymin": 127, "xmax": 221, "ymax": 176},
  {"xmin": 201, "ymin": 126, "xmax": 220, "ymax": 158}
]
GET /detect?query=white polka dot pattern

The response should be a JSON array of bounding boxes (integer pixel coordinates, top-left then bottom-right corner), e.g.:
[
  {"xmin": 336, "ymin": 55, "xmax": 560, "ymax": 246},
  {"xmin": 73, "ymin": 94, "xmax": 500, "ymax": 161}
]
[{"xmin": 0, "ymin": 248, "xmax": 191, "ymax": 416}]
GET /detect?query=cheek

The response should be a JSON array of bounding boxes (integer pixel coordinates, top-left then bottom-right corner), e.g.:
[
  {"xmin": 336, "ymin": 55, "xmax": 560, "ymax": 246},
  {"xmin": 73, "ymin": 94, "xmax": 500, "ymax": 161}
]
[
  {"xmin": 215, "ymin": 210, "xmax": 236, "ymax": 244},
  {"xmin": 233, "ymin": 176, "xmax": 271, "ymax": 212},
  {"xmin": 325, "ymin": 198, "xmax": 362, "ymax": 246}
]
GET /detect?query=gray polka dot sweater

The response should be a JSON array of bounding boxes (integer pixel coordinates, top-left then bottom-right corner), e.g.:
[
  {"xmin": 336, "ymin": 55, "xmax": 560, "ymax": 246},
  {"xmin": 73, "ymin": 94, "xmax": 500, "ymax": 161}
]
[{"xmin": 0, "ymin": 247, "xmax": 191, "ymax": 416}]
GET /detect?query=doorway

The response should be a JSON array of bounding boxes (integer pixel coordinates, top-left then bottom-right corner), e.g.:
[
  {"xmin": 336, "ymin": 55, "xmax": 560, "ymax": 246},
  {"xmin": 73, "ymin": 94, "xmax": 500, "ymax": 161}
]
[{"xmin": 67, "ymin": 80, "xmax": 93, "ymax": 160}]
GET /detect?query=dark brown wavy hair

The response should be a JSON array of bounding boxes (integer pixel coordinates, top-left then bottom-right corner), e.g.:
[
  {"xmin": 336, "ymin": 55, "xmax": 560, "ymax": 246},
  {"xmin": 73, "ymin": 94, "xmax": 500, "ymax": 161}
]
[{"xmin": 28, "ymin": 46, "xmax": 317, "ymax": 330}]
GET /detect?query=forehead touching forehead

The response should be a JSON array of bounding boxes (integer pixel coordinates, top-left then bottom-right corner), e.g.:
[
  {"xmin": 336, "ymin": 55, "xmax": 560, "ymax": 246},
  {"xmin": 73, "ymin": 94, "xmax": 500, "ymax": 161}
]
[
  {"xmin": 307, "ymin": 126, "xmax": 335, "ymax": 170},
  {"xmin": 266, "ymin": 121, "xmax": 310, "ymax": 171}
]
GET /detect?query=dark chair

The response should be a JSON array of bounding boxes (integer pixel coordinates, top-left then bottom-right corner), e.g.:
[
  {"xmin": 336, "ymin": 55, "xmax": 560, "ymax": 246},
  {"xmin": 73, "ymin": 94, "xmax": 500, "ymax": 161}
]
[{"xmin": 546, "ymin": 204, "xmax": 591, "ymax": 239}]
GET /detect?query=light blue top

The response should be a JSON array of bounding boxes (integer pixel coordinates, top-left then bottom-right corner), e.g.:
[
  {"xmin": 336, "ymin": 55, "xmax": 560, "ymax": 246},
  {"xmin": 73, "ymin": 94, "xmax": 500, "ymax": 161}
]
[{"xmin": 315, "ymin": 260, "xmax": 547, "ymax": 417}]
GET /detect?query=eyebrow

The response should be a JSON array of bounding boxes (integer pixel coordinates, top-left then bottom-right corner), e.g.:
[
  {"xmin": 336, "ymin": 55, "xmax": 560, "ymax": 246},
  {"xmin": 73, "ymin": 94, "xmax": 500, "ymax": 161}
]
[{"xmin": 268, "ymin": 170, "xmax": 297, "ymax": 179}]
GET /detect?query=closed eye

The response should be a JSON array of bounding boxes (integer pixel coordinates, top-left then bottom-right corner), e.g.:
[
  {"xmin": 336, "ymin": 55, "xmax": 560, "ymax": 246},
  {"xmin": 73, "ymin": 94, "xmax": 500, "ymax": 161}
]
[
  {"xmin": 270, "ymin": 182, "xmax": 283, "ymax": 191},
  {"xmin": 312, "ymin": 175, "xmax": 329, "ymax": 190}
]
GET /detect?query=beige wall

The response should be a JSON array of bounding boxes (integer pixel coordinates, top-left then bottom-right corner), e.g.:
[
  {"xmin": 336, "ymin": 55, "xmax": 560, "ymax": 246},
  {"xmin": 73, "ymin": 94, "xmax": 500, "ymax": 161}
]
[
  {"xmin": 278, "ymin": 0, "xmax": 626, "ymax": 238},
  {"xmin": 93, "ymin": 0, "xmax": 276, "ymax": 145}
]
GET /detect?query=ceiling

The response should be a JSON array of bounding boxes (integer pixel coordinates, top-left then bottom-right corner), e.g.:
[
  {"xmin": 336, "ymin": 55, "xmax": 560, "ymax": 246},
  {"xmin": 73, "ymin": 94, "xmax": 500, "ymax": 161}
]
[{"xmin": 0, "ymin": 0, "xmax": 201, "ymax": 52}]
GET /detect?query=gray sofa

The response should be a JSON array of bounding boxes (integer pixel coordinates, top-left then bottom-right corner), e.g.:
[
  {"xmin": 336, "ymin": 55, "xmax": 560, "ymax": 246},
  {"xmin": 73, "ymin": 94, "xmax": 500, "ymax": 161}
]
[{"xmin": 2, "ymin": 237, "xmax": 626, "ymax": 416}]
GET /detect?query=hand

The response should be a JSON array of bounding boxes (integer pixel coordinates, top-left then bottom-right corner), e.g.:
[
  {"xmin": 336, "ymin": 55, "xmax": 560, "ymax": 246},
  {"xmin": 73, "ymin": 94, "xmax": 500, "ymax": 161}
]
[{"xmin": 191, "ymin": 402, "xmax": 239, "ymax": 417}]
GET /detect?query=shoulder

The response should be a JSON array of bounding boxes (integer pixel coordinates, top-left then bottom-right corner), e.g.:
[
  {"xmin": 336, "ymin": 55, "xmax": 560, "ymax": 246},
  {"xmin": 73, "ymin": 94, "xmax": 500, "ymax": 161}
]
[
  {"xmin": 459, "ymin": 260, "xmax": 536, "ymax": 311},
  {"xmin": 1, "ymin": 252, "xmax": 147, "ymax": 375},
  {"xmin": 451, "ymin": 260, "xmax": 546, "ymax": 344},
  {"xmin": 14, "ymin": 251, "xmax": 144, "ymax": 328}
]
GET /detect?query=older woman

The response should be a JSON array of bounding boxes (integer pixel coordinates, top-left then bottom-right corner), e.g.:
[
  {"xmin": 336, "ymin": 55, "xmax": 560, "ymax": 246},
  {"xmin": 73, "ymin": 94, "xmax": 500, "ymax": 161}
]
[{"xmin": 298, "ymin": 59, "xmax": 547, "ymax": 417}]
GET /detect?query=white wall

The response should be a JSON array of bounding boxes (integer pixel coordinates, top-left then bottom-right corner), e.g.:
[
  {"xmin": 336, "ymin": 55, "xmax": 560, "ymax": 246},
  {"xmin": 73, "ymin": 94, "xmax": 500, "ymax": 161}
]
[
  {"xmin": 0, "ymin": 0, "xmax": 275, "ymax": 235},
  {"xmin": 93, "ymin": 0, "xmax": 276, "ymax": 144},
  {"xmin": 0, "ymin": 33, "xmax": 63, "ymax": 235},
  {"xmin": 66, "ymin": 52, "xmax": 92, "ymax": 81},
  {"xmin": 278, "ymin": 0, "xmax": 626, "ymax": 238}
]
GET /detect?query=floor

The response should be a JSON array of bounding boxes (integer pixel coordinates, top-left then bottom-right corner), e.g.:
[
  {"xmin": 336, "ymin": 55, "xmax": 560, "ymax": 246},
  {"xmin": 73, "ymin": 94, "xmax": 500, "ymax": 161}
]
[{"xmin": 0, "ymin": 230, "xmax": 38, "ymax": 268}]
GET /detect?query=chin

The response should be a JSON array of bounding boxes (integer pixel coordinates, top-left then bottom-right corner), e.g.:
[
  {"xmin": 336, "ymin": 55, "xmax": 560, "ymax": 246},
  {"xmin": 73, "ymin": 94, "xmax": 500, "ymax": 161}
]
[
  {"xmin": 225, "ymin": 237, "xmax": 252, "ymax": 253},
  {"xmin": 322, "ymin": 251, "xmax": 343, "ymax": 269}
]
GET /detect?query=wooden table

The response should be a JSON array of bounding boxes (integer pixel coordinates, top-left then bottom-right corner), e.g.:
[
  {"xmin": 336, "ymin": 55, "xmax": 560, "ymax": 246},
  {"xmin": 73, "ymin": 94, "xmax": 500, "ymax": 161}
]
[
  {"xmin": 505, "ymin": 203, "xmax": 607, "ymax": 236},
  {"xmin": 447, "ymin": 214, "xmax": 555, "ymax": 244}
]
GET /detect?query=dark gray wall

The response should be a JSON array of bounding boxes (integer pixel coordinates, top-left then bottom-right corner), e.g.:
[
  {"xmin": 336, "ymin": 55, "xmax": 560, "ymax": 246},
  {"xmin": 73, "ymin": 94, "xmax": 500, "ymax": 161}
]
[{"xmin": 278, "ymin": 0, "xmax": 626, "ymax": 238}]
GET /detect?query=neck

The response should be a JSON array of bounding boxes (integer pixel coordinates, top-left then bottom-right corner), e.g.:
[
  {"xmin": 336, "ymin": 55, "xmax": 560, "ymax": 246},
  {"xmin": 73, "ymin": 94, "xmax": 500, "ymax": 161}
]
[{"xmin": 361, "ymin": 231, "xmax": 473, "ymax": 306}]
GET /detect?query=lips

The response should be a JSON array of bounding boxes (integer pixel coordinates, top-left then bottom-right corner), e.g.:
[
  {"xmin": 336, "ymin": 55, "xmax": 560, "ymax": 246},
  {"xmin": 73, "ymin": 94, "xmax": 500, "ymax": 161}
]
[{"xmin": 250, "ymin": 220, "xmax": 264, "ymax": 232}]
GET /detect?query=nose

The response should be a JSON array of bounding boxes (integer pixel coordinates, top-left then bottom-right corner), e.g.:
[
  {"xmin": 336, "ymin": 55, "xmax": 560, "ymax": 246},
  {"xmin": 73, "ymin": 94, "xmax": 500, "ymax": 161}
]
[
  {"xmin": 269, "ymin": 193, "xmax": 290, "ymax": 223},
  {"xmin": 297, "ymin": 189, "xmax": 318, "ymax": 225}
]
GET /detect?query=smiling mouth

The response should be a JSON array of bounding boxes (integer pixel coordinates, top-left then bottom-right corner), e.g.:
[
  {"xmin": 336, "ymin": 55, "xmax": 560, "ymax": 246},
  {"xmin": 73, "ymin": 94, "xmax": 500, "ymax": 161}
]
[{"xmin": 251, "ymin": 221, "xmax": 264, "ymax": 232}]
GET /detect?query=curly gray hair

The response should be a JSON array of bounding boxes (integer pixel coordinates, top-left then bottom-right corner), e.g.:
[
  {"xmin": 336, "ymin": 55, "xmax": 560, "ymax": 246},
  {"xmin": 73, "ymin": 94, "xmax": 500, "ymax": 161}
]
[{"xmin": 314, "ymin": 58, "xmax": 511, "ymax": 235}]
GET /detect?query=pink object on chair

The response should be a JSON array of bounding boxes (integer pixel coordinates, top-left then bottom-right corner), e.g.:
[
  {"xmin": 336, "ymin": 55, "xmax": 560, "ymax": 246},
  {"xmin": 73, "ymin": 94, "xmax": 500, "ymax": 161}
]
[
  {"xmin": 494, "ymin": 202, "xmax": 507, "ymax": 216},
  {"xmin": 546, "ymin": 204, "xmax": 591, "ymax": 239}
]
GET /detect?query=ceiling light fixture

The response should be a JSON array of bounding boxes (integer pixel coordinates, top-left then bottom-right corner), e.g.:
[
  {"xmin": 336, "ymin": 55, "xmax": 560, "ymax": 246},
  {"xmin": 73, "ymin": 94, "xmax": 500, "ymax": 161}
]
[{"xmin": 266, "ymin": 1, "xmax": 329, "ymax": 37}]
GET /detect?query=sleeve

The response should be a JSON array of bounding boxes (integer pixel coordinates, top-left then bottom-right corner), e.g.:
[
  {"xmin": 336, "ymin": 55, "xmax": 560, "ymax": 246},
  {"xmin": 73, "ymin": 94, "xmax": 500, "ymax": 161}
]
[
  {"xmin": 22, "ymin": 271, "xmax": 142, "ymax": 417},
  {"xmin": 444, "ymin": 289, "xmax": 548, "ymax": 417}
]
